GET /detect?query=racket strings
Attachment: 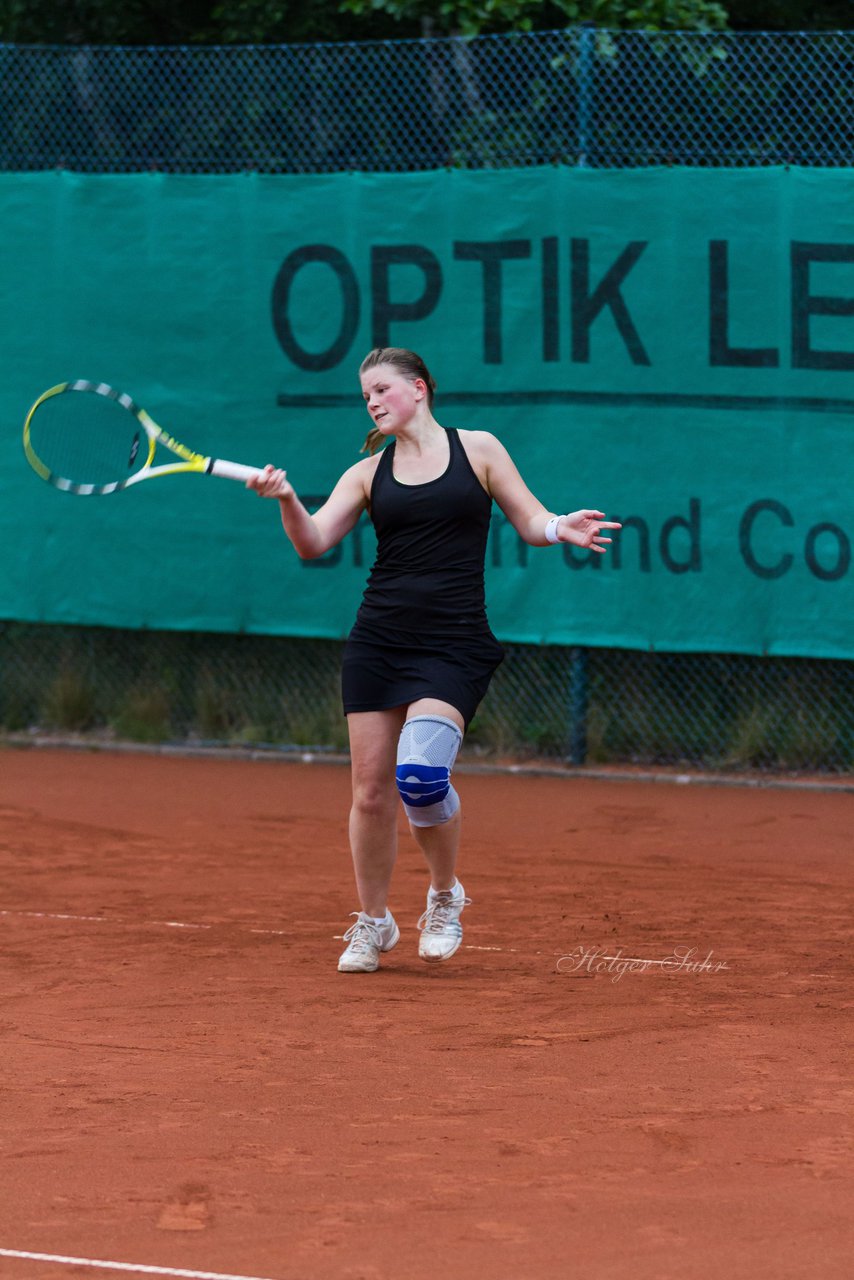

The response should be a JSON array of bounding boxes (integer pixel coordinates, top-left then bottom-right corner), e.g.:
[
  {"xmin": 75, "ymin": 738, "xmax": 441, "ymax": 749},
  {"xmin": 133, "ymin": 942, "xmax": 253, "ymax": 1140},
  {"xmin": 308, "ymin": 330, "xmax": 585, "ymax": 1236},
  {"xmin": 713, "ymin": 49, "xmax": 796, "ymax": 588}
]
[{"xmin": 27, "ymin": 388, "xmax": 151, "ymax": 488}]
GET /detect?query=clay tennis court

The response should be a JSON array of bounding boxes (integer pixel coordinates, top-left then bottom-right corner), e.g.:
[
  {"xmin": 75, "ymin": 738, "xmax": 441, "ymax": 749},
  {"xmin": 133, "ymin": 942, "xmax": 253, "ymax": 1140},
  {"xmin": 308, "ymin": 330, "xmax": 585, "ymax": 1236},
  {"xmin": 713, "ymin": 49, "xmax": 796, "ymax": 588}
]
[{"xmin": 0, "ymin": 746, "xmax": 851, "ymax": 1280}]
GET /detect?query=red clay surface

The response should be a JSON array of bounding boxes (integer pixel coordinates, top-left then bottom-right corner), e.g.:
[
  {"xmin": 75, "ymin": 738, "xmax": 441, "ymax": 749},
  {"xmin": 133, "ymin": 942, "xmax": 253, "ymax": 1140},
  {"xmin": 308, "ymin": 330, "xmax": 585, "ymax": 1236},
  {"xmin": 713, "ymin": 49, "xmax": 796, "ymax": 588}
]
[{"xmin": 0, "ymin": 747, "xmax": 851, "ymax": 1280}]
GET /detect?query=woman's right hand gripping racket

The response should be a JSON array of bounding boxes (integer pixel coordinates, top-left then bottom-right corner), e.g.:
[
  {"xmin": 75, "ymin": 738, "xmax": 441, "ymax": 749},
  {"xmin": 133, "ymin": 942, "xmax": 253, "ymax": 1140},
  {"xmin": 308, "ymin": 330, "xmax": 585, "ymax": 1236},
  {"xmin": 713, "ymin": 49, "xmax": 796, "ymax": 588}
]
[{"xmin": 23, "ymin": 380, "xmax": 263, "ymax": 496}]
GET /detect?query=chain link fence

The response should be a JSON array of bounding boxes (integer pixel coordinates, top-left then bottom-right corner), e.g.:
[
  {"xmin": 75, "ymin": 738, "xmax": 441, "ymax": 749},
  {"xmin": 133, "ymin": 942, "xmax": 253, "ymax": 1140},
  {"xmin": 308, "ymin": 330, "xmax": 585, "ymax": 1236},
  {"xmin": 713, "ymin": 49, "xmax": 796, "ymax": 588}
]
[
  {"xmin": 1, "ymin": 29, "xmax": 852, "ymax": 173},
  {"xmin": 1, "ymin": 623, "xmax": 851, "ymax": 774},
  {"xmin": 2, "ymin": 29, "xmax": 852, "ymax": 772}
]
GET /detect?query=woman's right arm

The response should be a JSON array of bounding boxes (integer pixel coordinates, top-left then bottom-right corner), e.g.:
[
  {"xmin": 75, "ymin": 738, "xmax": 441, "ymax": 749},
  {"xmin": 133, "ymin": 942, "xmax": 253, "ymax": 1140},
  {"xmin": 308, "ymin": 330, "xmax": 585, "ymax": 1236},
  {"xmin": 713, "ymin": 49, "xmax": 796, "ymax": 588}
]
[{"xmin": 248, "ymin": 459, "xmax": 372, "ymax": 560}]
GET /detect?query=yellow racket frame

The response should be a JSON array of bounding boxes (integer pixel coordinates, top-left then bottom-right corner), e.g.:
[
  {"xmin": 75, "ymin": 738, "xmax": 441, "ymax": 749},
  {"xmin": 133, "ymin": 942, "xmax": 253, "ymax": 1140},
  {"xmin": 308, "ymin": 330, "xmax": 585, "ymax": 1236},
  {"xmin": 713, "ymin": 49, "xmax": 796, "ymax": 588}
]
[{"xmin": 23, "ymin": 381, "xmax": 259, "ymax": 494}]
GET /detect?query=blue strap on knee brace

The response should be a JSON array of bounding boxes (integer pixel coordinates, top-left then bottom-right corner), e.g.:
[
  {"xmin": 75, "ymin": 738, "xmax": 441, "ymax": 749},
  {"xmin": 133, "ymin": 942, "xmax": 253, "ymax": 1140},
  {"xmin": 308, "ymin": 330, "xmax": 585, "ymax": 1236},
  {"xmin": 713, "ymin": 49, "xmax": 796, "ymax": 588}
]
[{"xmin": 395, "ymin": 763, "xmax": 451, "ymax": 808}]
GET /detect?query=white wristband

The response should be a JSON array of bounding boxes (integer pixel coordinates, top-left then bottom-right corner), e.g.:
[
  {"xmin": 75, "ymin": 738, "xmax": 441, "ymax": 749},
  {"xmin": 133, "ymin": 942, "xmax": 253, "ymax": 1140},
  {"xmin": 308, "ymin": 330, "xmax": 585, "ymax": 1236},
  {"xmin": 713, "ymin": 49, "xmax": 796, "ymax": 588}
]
[{"xmin": 545, "ymin": 514, "xmax": 566, "ymax": 544}]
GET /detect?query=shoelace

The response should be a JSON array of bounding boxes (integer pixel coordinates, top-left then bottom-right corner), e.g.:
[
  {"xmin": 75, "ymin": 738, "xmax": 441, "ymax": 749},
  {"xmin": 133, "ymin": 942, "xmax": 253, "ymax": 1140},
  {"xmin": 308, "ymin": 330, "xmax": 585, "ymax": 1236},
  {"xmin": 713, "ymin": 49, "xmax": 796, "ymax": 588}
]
[
  {"xmin": 341, "ymin": 914, "xmax": 384, "ymax": 954},
  {"xmin": 417, "ymin": 893, "xmax": 473, "ymax": 935}
]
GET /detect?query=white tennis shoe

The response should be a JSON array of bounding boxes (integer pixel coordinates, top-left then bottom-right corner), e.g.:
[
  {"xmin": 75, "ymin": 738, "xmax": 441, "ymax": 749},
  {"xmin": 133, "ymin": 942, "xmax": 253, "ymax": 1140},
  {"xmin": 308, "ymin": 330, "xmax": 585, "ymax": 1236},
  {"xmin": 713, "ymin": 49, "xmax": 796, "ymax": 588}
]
[
  {"xmin": 338, "ymin": 911, "xmax": 400, "ymax": 973},
  {"xmin": 417, "ymin": 882, "xmax": 471, "ymax": 963}
]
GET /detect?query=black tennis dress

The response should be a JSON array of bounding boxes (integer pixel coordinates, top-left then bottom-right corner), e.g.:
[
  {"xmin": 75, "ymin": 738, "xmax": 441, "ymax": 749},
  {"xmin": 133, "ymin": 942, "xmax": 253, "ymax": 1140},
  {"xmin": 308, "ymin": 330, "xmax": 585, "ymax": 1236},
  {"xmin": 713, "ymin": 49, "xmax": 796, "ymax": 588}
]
[{"xmin": 341, "ymin": 428, "xmax": 505, "ymax": 729}]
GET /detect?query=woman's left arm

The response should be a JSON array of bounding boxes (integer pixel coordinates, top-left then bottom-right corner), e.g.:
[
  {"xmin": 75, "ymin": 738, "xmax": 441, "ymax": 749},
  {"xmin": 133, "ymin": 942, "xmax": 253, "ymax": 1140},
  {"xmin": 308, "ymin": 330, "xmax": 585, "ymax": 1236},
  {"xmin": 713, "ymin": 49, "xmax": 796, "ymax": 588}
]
[{"xmin": 470, "ymin": 431, "xmax": 621, "ymax": 552}]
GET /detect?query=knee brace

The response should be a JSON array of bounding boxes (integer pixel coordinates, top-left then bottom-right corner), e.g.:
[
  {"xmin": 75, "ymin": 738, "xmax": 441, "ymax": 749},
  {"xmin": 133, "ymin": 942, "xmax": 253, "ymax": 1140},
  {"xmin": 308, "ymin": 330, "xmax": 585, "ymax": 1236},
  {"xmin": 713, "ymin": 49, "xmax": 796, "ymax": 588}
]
[{"xmin": 395, "ymin": 714, "xmax": 463, "ymax": 828}]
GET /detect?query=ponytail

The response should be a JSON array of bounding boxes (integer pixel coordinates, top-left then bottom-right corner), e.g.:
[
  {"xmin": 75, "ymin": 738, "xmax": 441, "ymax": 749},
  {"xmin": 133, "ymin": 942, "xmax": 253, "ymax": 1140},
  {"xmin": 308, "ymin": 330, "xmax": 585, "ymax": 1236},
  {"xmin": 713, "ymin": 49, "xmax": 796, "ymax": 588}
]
[{"xmin": 361, "ymin": 426, "xmax": 385, "ymax": 456}]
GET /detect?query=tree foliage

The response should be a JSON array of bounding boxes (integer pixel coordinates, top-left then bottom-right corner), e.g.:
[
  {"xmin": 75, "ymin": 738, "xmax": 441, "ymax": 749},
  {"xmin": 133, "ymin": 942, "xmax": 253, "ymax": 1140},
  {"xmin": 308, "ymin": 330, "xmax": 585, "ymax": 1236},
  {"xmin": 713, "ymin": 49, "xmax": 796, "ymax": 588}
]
[
  {"xmin": 0, "ymin": 1, "xmax": 387, "ymax": 43},
  {"xmin": 0, "ymin": 0, "xmax": 847, "ymax": 43},
  {"xmin": 339, "ymin": 1, "xmax": 729, "ymax": 37},
  {"xmin": 725, "ymin": 1, "xmax": 852, "ymax": 31}
]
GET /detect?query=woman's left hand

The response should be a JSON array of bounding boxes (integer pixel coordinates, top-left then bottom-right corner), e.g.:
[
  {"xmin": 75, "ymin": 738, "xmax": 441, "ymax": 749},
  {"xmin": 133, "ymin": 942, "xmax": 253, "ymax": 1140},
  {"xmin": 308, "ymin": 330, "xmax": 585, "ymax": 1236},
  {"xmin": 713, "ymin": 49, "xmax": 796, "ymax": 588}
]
[{"xmin": 558, "ymin": 510, "xmax": 622, "ymax": 553}]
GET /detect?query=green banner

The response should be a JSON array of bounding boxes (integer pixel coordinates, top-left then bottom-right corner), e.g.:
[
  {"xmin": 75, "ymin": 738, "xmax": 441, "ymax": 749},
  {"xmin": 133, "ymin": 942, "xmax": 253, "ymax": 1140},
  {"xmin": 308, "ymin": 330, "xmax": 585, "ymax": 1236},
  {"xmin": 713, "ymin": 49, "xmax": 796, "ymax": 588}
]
[{"xmin": 0, "ymin": 168, "xmax": 851, "ymax": 657}]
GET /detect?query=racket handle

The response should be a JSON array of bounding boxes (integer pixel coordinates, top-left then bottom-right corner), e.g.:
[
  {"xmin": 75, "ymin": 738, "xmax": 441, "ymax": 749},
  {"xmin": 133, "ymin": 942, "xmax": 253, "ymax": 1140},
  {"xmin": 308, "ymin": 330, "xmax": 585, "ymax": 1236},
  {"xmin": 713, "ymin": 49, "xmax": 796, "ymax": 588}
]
[{"xmin": 207, "ymin": 458, "xmax": 263, "ymax": 483}]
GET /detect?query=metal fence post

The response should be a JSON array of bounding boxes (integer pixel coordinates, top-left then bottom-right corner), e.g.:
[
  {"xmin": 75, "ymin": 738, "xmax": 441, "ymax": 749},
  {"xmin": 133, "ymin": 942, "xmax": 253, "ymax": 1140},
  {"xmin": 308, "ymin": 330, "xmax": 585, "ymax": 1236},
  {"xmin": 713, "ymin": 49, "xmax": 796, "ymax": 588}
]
[{"xmin": 568, "ymin": 646, "xmax": 590, "ymax": 765}]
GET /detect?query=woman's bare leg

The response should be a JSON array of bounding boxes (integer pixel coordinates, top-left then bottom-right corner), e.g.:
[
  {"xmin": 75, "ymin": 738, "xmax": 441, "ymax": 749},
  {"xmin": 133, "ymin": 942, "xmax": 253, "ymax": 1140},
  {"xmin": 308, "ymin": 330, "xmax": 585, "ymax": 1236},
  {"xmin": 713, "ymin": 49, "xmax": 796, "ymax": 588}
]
[{"xmin": 346, "ymin": 707, "xmax": 407, "ymax": 916}]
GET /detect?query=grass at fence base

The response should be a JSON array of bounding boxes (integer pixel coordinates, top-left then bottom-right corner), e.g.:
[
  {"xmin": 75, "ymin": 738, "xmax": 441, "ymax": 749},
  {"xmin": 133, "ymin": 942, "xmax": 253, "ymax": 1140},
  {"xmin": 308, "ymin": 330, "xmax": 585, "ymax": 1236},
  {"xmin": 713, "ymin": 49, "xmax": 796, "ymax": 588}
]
[
  {"xmin": 726, "ymin": 701, "xmax": 847, "ymax": 772},
  {"xmin": 0, "ymin": 623, "xmax": 851, "ymax": 772},
  {"xmin": 112, "ymin": 686, "xmax": 174, "ymax": 743},
  {"xmin": 41, "ymin": 667, "xmax": 99, "ymax": 733}
]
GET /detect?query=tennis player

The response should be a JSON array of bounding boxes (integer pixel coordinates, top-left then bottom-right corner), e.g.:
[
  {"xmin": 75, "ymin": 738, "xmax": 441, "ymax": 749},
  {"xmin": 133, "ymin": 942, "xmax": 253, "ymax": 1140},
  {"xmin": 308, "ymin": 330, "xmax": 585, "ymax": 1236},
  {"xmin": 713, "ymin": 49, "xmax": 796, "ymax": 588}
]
[{"xmin": 250, "ymin": 348, "xmax": 620, "ymax": 973}]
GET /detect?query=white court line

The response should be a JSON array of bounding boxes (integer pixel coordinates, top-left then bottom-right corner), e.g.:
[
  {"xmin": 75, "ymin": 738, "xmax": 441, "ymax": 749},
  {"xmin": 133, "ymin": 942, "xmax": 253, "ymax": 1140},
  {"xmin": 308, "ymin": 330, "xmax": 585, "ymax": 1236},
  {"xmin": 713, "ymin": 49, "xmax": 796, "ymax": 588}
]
[
  {"xmin": 331, "ymin": 934, "xmax": 518, "ymax": 953},
  {"xmin": 0, "ymin": 910, "xmax": 288, "ymax": 936},
  {"xmin": 1, "ymin": 911, "xmax": 519, "ymax": 950},
  {"xmin": 0, "ymin": 1248, "xmax": 281, "ymax": 1280}
]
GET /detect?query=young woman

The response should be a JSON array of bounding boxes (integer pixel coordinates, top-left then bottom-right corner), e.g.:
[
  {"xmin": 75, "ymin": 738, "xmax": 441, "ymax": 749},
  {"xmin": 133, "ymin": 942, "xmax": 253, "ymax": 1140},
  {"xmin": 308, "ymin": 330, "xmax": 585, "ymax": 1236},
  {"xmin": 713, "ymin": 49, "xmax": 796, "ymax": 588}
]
[{"xmin": 249, "ymin": 348, "xmax": 620, "ymax": 974}]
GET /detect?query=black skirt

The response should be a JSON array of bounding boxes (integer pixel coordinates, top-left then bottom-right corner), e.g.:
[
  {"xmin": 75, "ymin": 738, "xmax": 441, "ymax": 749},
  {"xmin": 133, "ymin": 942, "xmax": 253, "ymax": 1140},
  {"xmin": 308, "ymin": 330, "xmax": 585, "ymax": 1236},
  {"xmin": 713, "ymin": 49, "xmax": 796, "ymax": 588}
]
[{"xmin": 341, "ymin": 627, "xmax": 505, "ymax": 730}]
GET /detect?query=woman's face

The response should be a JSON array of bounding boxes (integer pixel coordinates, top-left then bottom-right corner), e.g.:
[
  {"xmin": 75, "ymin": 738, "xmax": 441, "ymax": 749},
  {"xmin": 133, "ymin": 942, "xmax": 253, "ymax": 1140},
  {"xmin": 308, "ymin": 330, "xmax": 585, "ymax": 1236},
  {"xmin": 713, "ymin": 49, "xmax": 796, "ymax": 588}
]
[{"xmin": 360, "ymin": 364, "xmax": 424, "ymax": 435}]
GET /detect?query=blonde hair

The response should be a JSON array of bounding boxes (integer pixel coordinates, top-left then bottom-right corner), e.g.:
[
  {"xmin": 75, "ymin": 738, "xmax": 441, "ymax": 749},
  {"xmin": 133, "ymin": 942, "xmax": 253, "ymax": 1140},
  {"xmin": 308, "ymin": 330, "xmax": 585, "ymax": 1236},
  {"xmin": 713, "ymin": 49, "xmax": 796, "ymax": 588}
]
[{"xmin": 358, "ymin": 347, "xmax": 437, "ymax": 455}]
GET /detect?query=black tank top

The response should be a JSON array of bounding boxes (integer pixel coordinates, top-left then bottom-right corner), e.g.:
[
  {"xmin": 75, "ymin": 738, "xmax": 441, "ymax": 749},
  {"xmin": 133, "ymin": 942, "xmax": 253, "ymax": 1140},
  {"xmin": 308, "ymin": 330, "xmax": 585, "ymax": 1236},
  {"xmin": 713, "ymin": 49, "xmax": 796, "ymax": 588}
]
[{"xmin": 352, "ymin": 428, "xmax": 494, "ymax": 641}]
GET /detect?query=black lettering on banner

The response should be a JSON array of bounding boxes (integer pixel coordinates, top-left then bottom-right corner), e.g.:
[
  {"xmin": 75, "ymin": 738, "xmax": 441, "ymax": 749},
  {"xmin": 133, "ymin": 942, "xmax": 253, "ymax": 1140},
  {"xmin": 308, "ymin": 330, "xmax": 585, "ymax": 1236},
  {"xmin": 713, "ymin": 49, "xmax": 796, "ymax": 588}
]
[
  {"xmin": 660, "ymin": 499, "xmax": 702, "ymax": 574},
  {"xmin": 371, "ymin": 245, "xmax": 443, "ymax": 347},
  {"xmin": 271, "ymin": 246, "xmax": 359, "ymax": 372},
  {"xmin": 739, "ymin": 499, "xmax": 794, "ymax": 579},
  {"xmin": 563, "ymin": 544, "xmax": 601, "ymax": 570},
  {"xmin": 708, "ymin": 241, "xmax": 780, "ymax": 368},
  {"xmin": 490, "ymin": 512, "xmax": 529, "ymax": 567},
  {"xmin": 344, "ymin": 514, "xmax": 371, "ymax": 569},
  {"xmin": 541, "ymin": 236, "xmax": 560, "ymax": 363},
  {"xmin": 804, "ymin": 522, "xmax": 851, "ymax": 581},
  {"xmin": 453, "ymin": 239, "xmax": 532, "ymax": 363},
  {"xmin": 297, "ymin": 495, "xmax": 849, "ymax": 584},
  {"xmin": 610, "ymin": 515, "xmax": 652, "ymax": 572},
  {"xmin": 791, "ymin": 242, "xmax": 854, "ymax": 371},
  {"xmin": 570, "ymin": 239, "xmax": 651, "ymax": 365}
]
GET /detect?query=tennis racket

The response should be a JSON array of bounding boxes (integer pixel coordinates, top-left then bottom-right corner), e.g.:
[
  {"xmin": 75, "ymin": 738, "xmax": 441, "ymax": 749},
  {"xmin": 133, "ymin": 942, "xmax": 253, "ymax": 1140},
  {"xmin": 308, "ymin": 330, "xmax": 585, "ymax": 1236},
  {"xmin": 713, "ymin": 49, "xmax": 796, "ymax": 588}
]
[{"xmin": 23, "ymin": 380, "xmax": 262, "ymax": 495}]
